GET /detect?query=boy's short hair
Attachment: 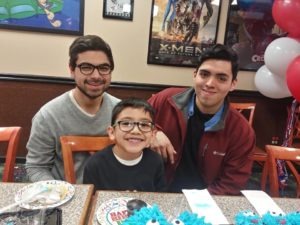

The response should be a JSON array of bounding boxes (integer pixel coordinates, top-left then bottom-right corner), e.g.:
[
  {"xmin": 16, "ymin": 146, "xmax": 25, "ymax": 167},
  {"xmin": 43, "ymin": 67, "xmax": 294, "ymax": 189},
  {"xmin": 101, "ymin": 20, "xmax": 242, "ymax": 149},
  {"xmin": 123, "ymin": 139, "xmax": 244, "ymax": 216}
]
[
  {"xmin": 196, "ymin": 44, "xmax": 239, "ymax": 80},
  {"xmin": 111, "ymin": 98, "xmax": 155, "ymax": 125},
  {"xmin": 69, "ymin": 35, "xmax": 114, "ymax": 71}
]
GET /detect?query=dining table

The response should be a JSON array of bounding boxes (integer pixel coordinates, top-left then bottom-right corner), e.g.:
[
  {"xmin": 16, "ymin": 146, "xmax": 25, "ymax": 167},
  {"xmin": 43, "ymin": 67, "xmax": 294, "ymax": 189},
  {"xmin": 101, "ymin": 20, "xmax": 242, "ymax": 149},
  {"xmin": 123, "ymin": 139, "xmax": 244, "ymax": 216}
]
[
  {"xmin": 0, "ymin": 182, "xmax": 94, "ymax": 225},
  {"xmin": 88, "ymin": 190, "xmax": 299, "ymax": 225}
]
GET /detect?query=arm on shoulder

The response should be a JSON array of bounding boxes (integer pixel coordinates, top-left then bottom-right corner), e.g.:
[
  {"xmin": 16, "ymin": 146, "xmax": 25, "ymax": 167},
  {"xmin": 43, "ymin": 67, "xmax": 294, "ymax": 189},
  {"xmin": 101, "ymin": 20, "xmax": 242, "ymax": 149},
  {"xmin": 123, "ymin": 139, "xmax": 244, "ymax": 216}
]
[{"xmin": 150, "ymin": 131, "xmax": 176, "ymax": 164}]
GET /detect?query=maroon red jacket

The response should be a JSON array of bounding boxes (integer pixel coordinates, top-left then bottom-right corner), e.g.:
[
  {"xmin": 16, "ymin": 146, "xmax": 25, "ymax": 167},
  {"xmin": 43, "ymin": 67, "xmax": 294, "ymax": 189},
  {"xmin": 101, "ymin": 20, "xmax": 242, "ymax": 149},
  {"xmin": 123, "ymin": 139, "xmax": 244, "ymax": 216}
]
[{"xmin": 148, "ymin": 87, "xmax": 256, "ymax": 195}]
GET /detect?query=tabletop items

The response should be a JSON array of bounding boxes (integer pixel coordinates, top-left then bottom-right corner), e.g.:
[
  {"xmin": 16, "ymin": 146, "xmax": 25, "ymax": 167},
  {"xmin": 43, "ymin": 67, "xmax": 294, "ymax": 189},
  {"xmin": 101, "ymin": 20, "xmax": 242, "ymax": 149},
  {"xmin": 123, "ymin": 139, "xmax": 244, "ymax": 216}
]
[
  {"xmin": 92, "ymin": 190, "xmax": 299, "ymax": 225},
  {"xmin": 95, "ymin": 196, "xmax": 211, "ymax": 225},
  {"xmin": 0, "ymin": 208, "xmax": 62, "ymax": 225},
  {"xmin": 183, "ymin": 189, "xmax": 300, "ymax": 225},
  {"xmin": 182, "ymin": 189, "xmax": 229, "ymax": 224},
  {"xmin": 241, "ymin": 190, "xmax": 284, "ymax": 216},
  {"xmin": 15, "ymin": 180, "xmax": 75, "ymax": 210},
  {"xmin": 0, "ymin": 183, "xmax": 49, "ymax": 214},
  {"xmin": 235, "ymin": 211, "xmax": 300, "ymax": 225},
  {"xmin": 96, "ymin": 197, "xmax": 133, "ymax": 225},
  {"xmin": 122, "ymin": 204, "xmax": 211, "ymax": 225},
  {"xmin": 0, "ymin": 180, "xmax": 75, "ymax": 214},
  {"xmin": 1, "ymin": 183, "xmax": 298, "ymax": 225},
  {"xmin": 126, "ymin": 199, "xmax": 147, "ymax": 216},
  {"xmin": 102, "ymin": 198, "xmax": 300, "ymax": 225},
  {"xmin": 0, "ymin": 182, "xmax": 93, "ymax": 225},
  {"xmin": 0, "ymin": 180, "xmax": 75, "ymax": 225}
]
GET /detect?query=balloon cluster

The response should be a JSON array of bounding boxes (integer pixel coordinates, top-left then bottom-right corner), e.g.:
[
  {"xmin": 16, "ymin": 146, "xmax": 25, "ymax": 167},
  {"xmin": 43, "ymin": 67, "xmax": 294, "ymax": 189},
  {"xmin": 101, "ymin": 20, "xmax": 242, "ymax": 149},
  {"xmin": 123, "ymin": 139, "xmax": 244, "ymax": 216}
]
[{"xmin": 254, "ymin": 0, "xmax": 300, "ymax": 101}]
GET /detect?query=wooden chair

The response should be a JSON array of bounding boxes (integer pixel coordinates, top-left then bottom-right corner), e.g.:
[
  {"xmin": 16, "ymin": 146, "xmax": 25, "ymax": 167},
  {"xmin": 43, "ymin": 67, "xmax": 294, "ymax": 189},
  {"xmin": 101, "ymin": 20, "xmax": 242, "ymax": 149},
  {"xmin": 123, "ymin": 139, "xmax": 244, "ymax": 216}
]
[
  {"xmin": 0, "ymin": 127, "xmax": 22, "ymax": 182},
  {"xmin": 230, "ymin": 102, "xmax": 268, "ymax": 191},
  {"xmin": 266, "ymin": 144, "xmax": 300, "ymax": 198},
  {"xmin": 230, "ymin": 103, "xmax": 256, "ymax": 126},
  {"xmin": 60, "ymin": 136, "xmax": 114, "ymax": 184}
]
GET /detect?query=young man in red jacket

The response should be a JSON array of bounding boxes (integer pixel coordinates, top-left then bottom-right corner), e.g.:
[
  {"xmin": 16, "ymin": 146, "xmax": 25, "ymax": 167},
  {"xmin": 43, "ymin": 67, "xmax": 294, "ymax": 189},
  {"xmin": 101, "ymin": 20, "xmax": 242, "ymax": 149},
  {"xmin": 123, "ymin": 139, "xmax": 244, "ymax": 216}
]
[{"xmin": 148, "ymin": 44, "xmax": 255, "ymax": 195}]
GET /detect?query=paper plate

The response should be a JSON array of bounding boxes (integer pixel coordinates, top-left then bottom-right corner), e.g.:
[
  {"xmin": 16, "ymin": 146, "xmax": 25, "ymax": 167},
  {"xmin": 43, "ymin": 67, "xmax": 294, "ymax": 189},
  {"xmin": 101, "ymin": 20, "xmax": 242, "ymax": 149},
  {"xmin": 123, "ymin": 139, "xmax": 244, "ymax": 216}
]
[
  {"xmin": 96, "ymin": 197, "xmax": 137, "ymax": 225},
  {"xmin": 15, "ymin": 180, "xmax": 75, "ymax": 210}
]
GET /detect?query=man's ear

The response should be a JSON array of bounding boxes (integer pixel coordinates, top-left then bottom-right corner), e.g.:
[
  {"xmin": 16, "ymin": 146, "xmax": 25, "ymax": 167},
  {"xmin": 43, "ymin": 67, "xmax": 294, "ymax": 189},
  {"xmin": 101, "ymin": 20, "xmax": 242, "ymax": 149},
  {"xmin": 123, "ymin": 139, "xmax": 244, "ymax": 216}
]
[
  {"xmin": 230, "ymin": 79, "xmax": 237, "ymax": 92},
  {"xmin": 69, "ymin": 66, "xmax": 75, "ymax": 79},
  {"xmin": 107, "ymin": 126, "xmax": 116, "ymax": 141},
  {"xmin": 193, "ymin": 69, "xmax": 197, "ymax": 78}
]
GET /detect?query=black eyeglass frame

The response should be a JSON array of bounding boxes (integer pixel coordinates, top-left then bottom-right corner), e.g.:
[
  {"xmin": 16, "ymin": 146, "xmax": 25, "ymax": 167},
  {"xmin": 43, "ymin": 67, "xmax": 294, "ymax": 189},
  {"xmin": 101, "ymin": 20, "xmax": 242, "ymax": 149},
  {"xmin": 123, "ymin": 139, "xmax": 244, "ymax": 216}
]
[
  {"xmin": 114, "ymin": 120, "xmax": 155, "ymax": 133},
  {"xmin": 76, "ymin": 63, "xmax": 112, "ymax": 76}
]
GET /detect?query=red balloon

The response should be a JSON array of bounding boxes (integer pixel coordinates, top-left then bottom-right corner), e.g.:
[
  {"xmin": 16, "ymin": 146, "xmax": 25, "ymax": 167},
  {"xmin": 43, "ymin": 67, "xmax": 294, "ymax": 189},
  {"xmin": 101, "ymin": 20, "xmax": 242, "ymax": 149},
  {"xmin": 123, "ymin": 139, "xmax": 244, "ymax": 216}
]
[
  {"xmin": 272, "ymin": 0, "xmax": 300, "ymax": 38},
  {"xmin": 287, "ymin": 34, "xmax": 300, "ymax": 42},
  {"xmin": 286, "ymin": 56, "xmax": 300, "ymax": 102}
]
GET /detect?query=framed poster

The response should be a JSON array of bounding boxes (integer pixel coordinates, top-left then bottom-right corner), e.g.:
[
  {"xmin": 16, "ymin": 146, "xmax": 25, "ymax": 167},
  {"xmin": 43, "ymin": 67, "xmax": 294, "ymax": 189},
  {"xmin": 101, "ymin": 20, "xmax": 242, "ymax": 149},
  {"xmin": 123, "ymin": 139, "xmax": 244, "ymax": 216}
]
[
  {"xmin": 224, "ymin": 0, "xmax": 285, "ymax": 71},
  {"xmin": 147, "ymin": 0, "xmax": 222, "ymax": 67},
  {"xmin": 0, "ymin": 0, "xmax": 84, "ymax": 35},
  {"xmin": 103, "ymin": 0, "xmax": 134, "ymax": 20}
]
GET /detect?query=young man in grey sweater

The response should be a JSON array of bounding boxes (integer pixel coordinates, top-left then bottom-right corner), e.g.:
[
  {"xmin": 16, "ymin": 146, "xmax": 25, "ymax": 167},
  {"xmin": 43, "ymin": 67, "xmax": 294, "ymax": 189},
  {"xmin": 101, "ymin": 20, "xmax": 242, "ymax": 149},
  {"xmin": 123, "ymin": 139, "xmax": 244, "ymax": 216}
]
[{"xmin": 25, "ymin": 35, "xmax": 120, "ymax": 183}]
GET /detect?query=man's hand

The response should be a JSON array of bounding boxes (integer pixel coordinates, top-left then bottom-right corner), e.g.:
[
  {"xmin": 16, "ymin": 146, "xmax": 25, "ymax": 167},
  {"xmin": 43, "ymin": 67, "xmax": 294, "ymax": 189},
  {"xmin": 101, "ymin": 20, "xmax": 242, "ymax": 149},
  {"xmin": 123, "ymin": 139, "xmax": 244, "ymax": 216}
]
[{"xmin": 150, "ymin": 131, "xmax": 176, "ymax": 164}]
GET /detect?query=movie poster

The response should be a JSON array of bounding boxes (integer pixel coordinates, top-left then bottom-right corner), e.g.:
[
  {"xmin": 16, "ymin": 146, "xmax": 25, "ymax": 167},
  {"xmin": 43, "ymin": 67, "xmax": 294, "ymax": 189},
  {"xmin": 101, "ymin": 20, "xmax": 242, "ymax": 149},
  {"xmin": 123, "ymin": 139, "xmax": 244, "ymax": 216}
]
[
  {"xmin": 147, "ymin": 0, "xmax": 222, "ymax": 67},
  {"xmin": 224, "ymin": 0, "xmax": 285, "ymax": 71}
]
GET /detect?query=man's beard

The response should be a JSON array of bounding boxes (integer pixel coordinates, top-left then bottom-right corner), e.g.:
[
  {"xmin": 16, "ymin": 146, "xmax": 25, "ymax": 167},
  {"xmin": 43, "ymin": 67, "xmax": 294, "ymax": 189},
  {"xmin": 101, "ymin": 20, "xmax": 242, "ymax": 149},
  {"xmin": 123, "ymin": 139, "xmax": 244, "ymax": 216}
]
[{"xmin": 76, "ymin": 84, "xmax": 106, "ymax": 100}]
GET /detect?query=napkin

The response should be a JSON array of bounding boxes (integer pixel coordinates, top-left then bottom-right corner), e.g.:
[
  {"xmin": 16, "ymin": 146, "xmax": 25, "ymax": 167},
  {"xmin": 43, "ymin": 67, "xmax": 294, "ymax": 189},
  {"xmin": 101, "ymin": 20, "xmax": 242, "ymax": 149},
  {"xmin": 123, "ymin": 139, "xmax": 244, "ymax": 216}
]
[
  {"xmin": 182, "ymin": 189, "xmax": 229, "ymax": 225},
  {"xmin": 241, "ymin": 190, "xmax": 284, "ymax": 216}
]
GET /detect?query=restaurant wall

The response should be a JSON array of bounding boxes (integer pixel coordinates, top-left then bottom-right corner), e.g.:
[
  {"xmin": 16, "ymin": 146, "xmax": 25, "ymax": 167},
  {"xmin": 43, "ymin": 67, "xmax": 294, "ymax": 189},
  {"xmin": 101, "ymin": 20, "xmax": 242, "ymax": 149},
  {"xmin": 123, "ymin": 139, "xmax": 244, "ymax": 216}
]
[
  {"xmin": 0, "ymin": 0, "xmax": 256, "ymax": 90},
  {"xmin": 0, "ymin": 75, "xmax": 293, "ymax": 159}
]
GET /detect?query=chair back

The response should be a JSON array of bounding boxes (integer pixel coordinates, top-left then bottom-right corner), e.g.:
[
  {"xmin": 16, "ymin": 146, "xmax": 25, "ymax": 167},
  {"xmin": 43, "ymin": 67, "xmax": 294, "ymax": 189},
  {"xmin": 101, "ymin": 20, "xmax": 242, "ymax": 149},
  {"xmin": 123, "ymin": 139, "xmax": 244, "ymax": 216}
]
[
  {"xmin": 230, "ymin": 102, "xmax": 256, "ymax": 126},
  {"xmin": 230, "ymin": 102, "xmax": 270, "ymax": 191},
  {"xmin": 0, "ymin": 127, "xmax": 22, "ymax": 182},
  {"xmin": 60, "ymin": 135, "xmax": 114, "ymax": 184},
  {"xmin": 266, "ymin": 144, "xmax": 300, "ymax": 198}
]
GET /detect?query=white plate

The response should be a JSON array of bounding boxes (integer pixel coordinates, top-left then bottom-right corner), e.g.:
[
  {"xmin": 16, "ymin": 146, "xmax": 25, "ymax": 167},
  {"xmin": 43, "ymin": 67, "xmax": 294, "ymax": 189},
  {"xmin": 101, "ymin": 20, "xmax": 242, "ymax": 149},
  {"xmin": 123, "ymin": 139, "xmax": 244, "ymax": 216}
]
[
  {"xmin": 96, "ymin": 197, "xmax": 134, "ymax": 225},
  {"xmin": 15, "ymin": 180, "xmax": 75, "ymax": 210}
]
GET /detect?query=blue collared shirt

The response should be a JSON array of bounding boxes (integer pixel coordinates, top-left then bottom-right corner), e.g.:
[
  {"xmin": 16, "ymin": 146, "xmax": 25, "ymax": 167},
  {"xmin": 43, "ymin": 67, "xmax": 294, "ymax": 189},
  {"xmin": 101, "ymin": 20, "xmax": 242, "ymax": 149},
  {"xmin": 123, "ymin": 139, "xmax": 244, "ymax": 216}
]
[{"xmin": 187, "ymin": 93, "xmax": 224, "ymax": 131}]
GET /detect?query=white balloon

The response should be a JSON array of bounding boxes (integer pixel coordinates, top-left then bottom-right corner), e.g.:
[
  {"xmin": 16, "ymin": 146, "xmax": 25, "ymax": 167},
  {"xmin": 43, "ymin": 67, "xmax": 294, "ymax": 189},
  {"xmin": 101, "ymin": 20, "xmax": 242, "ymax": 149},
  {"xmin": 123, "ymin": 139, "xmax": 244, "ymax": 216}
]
[
  {"xmin": 255, "ymin": 65, "xmax": 291, "ymax": 99},
  {"xmin": 264, "ymin": 37, "xmax": 300, "ymax": 77}
]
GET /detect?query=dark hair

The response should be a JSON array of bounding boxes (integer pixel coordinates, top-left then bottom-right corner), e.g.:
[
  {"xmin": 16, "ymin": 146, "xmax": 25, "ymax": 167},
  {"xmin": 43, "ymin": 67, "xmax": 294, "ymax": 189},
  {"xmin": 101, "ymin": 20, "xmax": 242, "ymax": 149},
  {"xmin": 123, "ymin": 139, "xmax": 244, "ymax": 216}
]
[
  {"xmin": 69, "ymin": 35, "xmax": 114, "ymax": 71},
  {"xmin": 196, "ymin": 44, "xmax": 239, "ymax": 80},
  {"xmin": 111, "ymin": 98, "xmax": 155, "ymax": 125}
]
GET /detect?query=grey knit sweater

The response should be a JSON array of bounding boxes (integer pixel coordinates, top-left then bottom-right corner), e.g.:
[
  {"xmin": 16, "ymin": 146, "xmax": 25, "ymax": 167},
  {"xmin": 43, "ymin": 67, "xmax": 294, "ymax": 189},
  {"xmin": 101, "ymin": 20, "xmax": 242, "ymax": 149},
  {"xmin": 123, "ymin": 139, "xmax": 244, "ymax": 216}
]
[{"xmin": 25, "ymin": 91, "xmax": 120, "ymax": 183}]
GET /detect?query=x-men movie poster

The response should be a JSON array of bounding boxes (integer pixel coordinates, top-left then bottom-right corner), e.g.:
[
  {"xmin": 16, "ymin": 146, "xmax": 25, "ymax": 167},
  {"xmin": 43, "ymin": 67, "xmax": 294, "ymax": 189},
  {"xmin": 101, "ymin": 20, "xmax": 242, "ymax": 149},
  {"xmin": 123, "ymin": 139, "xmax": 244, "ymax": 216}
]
[{"xmin": 147, "ymin": 0, "xmax": 221, "ymax": 67}]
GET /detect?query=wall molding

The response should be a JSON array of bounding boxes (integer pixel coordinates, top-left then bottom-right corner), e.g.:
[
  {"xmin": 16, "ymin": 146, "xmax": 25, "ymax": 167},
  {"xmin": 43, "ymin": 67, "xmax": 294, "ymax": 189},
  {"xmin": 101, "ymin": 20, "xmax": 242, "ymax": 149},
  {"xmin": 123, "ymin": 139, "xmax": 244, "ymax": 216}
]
[{"xmin": 0, "ymin": 73, "xmax": 264, "ymax": 98}]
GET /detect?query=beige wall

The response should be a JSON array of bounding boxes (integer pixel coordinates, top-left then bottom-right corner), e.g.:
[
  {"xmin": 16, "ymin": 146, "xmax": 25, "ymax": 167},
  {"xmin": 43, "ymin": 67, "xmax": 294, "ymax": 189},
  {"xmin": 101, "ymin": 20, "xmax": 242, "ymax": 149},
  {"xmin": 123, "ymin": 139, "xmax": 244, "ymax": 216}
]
[{"xmin": 0, "ymin": 0, "xmax": 256, "ymax": 90}]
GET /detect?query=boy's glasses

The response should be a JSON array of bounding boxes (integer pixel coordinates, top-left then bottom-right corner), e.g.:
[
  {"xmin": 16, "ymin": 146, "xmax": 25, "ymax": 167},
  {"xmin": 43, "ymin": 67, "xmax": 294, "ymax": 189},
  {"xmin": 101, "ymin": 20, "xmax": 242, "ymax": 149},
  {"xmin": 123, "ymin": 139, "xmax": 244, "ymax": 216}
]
[
  {"xmin": 114, "ymin": 121, "xmax": 154, "ymax": 133},
  {"xmin": 76, "ymin": 63, "xmax": 112, "ymax": 76}
]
